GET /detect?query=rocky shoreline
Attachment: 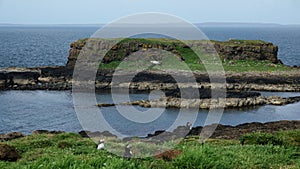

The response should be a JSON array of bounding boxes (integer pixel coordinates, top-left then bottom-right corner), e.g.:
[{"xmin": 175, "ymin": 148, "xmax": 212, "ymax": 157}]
[
  {"xmin": 1, "ymin": 120, "xmax": 299, "ymax": 142},
  {"xmin": 0, "ymin": 67, "xmax": 300, "ymax": 92}
]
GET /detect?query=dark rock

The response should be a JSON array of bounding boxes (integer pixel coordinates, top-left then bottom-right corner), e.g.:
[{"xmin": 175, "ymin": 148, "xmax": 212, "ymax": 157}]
[
  {"xmin": 0, "ymin": 132, "xmax": 24, "ymax": 141},
  {"xmin": 78, "ymin": 130, "xmax": 117, "ymax": 138},
  {"xmin": 0, "ymin": 143, "xmax": 20, "ymax": 162},
  {"xmin": 202, "ymin": 120, "xmax": 300, "ymax": 139},
  {"xmin": 32, "ymin": 130, "xmax": 64, "ymax": 135},
  {"xmin": 154, "ymin": 149, "xmax": 182, "ymax": 161},
  {"xmin": 147, "ymin": 130, "xmax": 165, "ymax": 138},
  {"xmin": 96, "ymin": 103, "xmax": 116, "ymax": 107},
  {"xmin": 165, "ymin": 88, "xmax": 260, "ymax": 99}
]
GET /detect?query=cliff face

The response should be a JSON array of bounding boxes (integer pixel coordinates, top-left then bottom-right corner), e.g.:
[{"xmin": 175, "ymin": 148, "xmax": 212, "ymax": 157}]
[
  {"xmin": 212, "ymin": 40, "xmax": 279, "ymax": 63},
  {"xmin": 66, "ymin": 38, "xmax": 279, "ymax": 68}
]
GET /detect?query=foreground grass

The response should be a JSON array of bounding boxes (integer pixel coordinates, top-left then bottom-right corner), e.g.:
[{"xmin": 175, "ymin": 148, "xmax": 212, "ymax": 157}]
[{"xmin": 1, "ymin": 130, "xmax": 299, "ymax": 169}]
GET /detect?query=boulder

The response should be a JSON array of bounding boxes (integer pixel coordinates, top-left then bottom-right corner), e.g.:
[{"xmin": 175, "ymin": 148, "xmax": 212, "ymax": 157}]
[
  {"xmin": 0, "ymin": 143, "xmax": 20, "ymax": 162},
  {"xmin": 32, "ymin": 130, "xmax": 64, "ymax": 135},
  {"xmin": 0, "ymin": 132, "xmax": 24, "ymax": 141},
  {"xmin": 154, "ymin": 149, "xmax": 182, "ymax": 161}
]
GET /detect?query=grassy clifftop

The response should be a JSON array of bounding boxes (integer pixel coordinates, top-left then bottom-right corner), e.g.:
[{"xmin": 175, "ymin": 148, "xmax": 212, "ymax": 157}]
[{"xmin": 67, "ymin": 38, "xmax": 290, "ymax": 72}]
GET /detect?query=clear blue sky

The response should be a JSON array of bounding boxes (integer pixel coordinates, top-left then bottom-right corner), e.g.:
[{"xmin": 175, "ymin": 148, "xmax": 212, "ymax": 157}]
[{"xmin": 0, "ymin": 0, "xmax": 299, "ymax": 24}]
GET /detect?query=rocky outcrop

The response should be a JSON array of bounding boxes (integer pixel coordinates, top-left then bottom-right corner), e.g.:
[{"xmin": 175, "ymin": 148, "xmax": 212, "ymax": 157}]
[
  {"xmin": 66, "ymin": 38, "xmax": 280, "ymax": 68},
  {"xmin": 0, "ymin": 67, "xmax": 72, "ymax": 90},
  {"xmin": 113, "ymin": 95, "xmax": 300, "ymax": 109},
  {"xmin": 78, "ymin": 130, "xmax": 117, "ymax": 138},
  {"xmin": 31, "ymin": 130, "xmax": 64, "ymax": 135},
  {"xmin": 191, "ymin": 120, "xmax": 300, "ymax": 140},
  {"xmin": 0, "ymin": 143, "xmax": 20, "ymax": 162},
  {"xmin": 212, "ymin": 40, "xmax": 279, "ymax": 63},
  {"xmin": 145, "ymin": 120, "xmax": 300, "ymax": 141},
  {"xmin": 1, "ymin": 68, "xmax": 300, "ymax": 91},
  {"xmin": 0, "ymin": 132, "xmax": 24, "ymax": 142}
]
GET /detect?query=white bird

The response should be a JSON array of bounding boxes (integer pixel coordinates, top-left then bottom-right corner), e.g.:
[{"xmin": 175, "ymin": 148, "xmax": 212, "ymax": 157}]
[
  {"xmin": 186, "ymin": 122, "xmax": 192, "ymax": 130},
  {"xmin": 97, "ymin": 139, "xmax": 105, "ymax": 150},
  {"xmin": 150, "ymin": 60, "xmax": 161, "ymax": 65},
  {"xmin": 124, "ymin": 144, "xmax": 133, "ymax": 158}
]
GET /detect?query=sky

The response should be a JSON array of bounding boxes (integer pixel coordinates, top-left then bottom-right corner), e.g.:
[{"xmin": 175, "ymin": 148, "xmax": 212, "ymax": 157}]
[{"xmin": 0, "ymin": 0, "xmax": 299, "ymax": 25}]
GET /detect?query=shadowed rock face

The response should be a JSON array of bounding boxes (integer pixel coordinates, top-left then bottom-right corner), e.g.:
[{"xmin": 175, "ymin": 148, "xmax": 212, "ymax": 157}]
[
  {"xmin": 164, "ymin": 88, "xmax": 260, "ymax": 99},
  {"xmin": 0, "ymin": 68, "xmax": 300, "ymax": 91},
  {"xmin": 212, "ymin": 40, "xmax": 279, "ymax": 63}
]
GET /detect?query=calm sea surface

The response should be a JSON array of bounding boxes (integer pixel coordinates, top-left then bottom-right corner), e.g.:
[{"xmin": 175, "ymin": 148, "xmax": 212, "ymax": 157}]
[
  {"xmin": 0, "ymin": 90, "xmax": 299, "ymax": 135},
  {"xmin": 0, "ymin": 26, "xmax": 300, "ymax": 67},
  {"xmin": 0, "ymin": 26, "xmax": 299, "ymax": 135}
]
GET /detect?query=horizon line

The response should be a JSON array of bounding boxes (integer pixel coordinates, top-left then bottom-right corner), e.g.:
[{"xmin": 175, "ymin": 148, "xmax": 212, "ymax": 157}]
[{"xmin": 1, "ymin": 22, "xmax": 300, "ymax": 26}]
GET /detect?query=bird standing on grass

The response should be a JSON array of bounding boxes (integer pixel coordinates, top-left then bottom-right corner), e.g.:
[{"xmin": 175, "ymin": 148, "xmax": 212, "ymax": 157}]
[
  {"xmin": 149, "ymin": 60, "xmax": 161, "ymax": 69},
  {"xmin": 124, "ymin": 144, "xmax": 133, "ymax": 159},
  {"xmin": 97, "ymin": 139, "xmax": 105, "ymax": 150}
]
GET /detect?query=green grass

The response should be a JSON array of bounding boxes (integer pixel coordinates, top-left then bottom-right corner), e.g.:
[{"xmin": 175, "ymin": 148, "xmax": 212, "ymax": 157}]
[
  {"xmin": 222, "ymin": 60, "xmax": 290, "ymax": 72},
  {"xmin": 0, "ymin": 130, "xmax": 299, "ymax": 168},
  {"xmin": 91, "ymin": 38, "xmax": 292, "ymax": 72},
  {"xmin": 99, "ymin": 58, "xmax": 291, "ymax": 72},
  {"xmin": 71, "ymin": 38, "xmax": 292, "ymax": 72}
]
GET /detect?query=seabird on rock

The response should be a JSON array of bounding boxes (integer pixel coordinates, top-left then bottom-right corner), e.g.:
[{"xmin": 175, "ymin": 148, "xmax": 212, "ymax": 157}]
[
  {"xmin": 186, "ymin": 122, "xmax": 192, "ymax": 130},
  {"xmin": 97, "ymin": 139, "xmax": 105, "ymax": 150}
]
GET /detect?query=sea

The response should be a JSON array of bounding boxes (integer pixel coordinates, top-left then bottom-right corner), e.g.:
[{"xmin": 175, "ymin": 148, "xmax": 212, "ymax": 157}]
[
  {"xmin": 0, "ymin": 25, "xmax": 299, "ymax": 135},
  {"xmin": 0, "ymin": 26, "xmax": 300, "ymax": 68}
]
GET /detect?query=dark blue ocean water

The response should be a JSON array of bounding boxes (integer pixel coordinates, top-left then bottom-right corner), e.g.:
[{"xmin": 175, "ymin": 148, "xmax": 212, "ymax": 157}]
[{"xmin": 0, "ymin": 26, "xmax": 299, "ymax": 67}]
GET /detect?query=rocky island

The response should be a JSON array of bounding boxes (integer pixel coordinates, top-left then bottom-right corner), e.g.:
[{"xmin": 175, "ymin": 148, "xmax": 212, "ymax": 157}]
[{"xmin": 1, "ymin": 38, "xmax": 299, "ymax": 109}]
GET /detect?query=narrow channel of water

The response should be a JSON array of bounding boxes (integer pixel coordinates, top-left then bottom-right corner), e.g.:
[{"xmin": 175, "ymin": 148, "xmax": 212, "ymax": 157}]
[{"xmin": 0, "ymin": 90, "xmax": 299, "ymax": 136}]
